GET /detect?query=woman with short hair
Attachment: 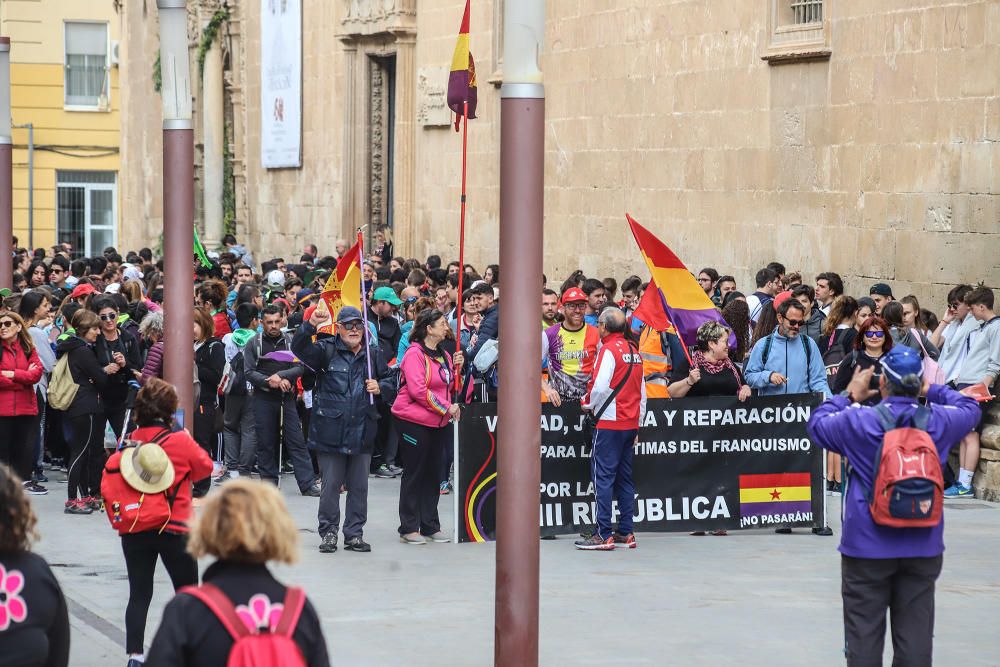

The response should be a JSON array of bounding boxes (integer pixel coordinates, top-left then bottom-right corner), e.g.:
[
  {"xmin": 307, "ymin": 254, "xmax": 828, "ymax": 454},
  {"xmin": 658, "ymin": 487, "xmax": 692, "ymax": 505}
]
[
  {"xmin": 668, "ymin": 321, "xmax": 751, "ymax": 401},
  {"xmin": 832, "ymin": 315, "xmax": 893, "ymax": 406},
  {"xmin": 138, "ymin": 311, "xmax": 166, "ymax": 385},
  {"xmin": 0, "ymin": 463, "xmax": 70, "ymax": 667},
  {"xmin": 145, "ymin": 480, "xmax": 330, "ymax": 666}
]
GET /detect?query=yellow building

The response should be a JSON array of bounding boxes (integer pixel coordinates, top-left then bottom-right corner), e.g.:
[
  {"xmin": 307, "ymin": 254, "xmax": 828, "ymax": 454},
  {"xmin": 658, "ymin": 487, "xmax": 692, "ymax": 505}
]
[{"xmin": 1, "ymin": 0, "xmax": 120, "ymax": 256}]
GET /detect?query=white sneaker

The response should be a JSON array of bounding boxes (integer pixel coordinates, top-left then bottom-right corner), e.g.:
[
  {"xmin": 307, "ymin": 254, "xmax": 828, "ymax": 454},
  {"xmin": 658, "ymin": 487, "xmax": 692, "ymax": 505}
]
[{"xmin": 425, "ymin": 532, "xmax": 450, "ymax": 543}]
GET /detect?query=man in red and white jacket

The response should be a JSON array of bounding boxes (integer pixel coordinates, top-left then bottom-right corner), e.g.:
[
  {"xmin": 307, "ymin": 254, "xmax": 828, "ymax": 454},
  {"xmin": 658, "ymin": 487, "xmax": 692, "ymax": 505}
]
[{"xmin": 576, "ymin": 308, "xmax": 646, "ymax": 551}]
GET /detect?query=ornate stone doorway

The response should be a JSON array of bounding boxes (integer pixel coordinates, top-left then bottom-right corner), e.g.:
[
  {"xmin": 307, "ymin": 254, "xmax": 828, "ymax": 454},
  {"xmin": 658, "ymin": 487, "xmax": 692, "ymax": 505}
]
[{"xmin": 368, "ymin": 54, "xmax": 396, "ymax": 243}]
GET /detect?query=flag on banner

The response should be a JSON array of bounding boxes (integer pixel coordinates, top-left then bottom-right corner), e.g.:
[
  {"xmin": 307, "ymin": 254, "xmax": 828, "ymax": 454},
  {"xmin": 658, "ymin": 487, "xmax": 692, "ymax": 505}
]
[
  {"xmin": 626, "ymin": 214, "xmax": 735, "ymax": 348},
  {"xmin": 321, "ymin": 241, "xmax": 361, "ymax": 320},
  {"xmin": 446, "ymin": 0, "xmax": 477, "ymax": 131},
  {"xmin": 738, "ymin": 472, "xmax": 812, "ymax": 518}
]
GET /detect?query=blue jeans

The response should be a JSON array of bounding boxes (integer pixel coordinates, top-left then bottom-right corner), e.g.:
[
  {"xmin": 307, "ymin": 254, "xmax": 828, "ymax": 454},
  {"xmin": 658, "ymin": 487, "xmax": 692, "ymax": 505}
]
[{"xmin": 590, "ymin": 428, "xmax": 637, "ymax": 540}]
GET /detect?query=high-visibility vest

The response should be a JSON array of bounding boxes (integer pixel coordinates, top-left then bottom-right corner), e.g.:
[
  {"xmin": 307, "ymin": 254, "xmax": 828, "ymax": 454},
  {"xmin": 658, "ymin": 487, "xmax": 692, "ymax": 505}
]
[{"xmin": 639, "ymin": 326, "xmax": 672, "ymax": 398}]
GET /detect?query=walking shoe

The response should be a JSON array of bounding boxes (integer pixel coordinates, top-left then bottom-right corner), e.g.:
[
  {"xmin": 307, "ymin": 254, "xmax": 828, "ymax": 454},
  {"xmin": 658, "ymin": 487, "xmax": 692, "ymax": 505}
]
[
  {"xmin": 372, "ymin": 465, "xmax": 395, "ymax": 479},
  {"xmin": 22, "ymin": 481, "xmax": 48, "ymax": 496},
  {"xmin": 87, "ymin": 496, "xmax": 104, "ymax": 512},
  {"xmin": 280, "ymin": 461, "xmax": 294, "ymax": 474},
  {"xmin": 343, "ymin": 536, "xmax": 372, "ymax": 552},
  {"xmin": 33, "ymin": 471, "xmax": 49, "ymax": 484},
  {"xmin": 812, "ymin": 526, "xmax": 834, "ymax": 536},
  {"xmin": 400, "ymin": 532, "xmax": 427, "ymax": 545},
  {"xmin": 439, "ymin": 481, "xmax": 451, "ymax": 495},
  {"xmin": 318, "ymin": 533, "xmax": 338, "ymax": 553},
  {"xmin": 574, "ymin": 534, "xmax": 615, "ymax": 551},
  {"xmin": 613, "ymin": 533, "xmax": 637, "ymax": 549},
  {"xmin": 127, "ymin": 657, "xmax": 145, "ymax": 667},
  {"xmin": 710, "ymin": 530, "xmax": 728, "ymax": 536},
  {"xmin": 578, "ymin": 525, "xmax": 595, "ymax": 539},
  {"xmin": 64, "ymin": 499, "xmax": 93, "ymax": 515},
  {"xmin": 302, "ymin": 481, "xmax": 322, "ymax": 497},
  {"xmin": 387, "ymin": 464, "xmax": 403, "ymax": 476},
  {"xmin": 774, "ymin": 528, "xmax": 792, "ymax": 534},
  {"xmin": 424, "ymin": 531, "xmax": 450, "ymax": 543},
  {"xmin": 944, "ymin": 483, "xmax": 973, "ymax": 498}
]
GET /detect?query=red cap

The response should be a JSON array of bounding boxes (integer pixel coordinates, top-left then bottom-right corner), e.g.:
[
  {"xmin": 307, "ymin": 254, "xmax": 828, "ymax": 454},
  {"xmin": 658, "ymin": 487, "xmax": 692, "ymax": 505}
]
[
  {"xmin": 773, "ymin": 290, "xmax": 793, "ymax": 312},
  {"xmin": 70, "ymin": 283, "xmax": 97, "ymax": 299},
  {"xmin": 561, "ymin": 287, "xmax": 587, "ymax": 305}
]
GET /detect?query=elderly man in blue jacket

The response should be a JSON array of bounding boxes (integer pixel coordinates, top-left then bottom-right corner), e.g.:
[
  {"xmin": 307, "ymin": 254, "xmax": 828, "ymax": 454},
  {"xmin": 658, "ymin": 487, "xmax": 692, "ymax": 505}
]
[
  {"xmin": 292, "ymin": 306, "xmax": 396, "ymax": 554},
  {"xmin": 808, "ymin": 347, "xmax": 980, "ymax": 666}
]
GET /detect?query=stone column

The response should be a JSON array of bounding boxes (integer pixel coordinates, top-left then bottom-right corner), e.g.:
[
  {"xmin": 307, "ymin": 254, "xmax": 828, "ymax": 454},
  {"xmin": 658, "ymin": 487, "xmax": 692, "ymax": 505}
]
[
  {"xmin": 393, "ymin": 33, "xmax": 416, "ymax": 258},
  {"xmin": 340, "ymin": 39, "xmax": 359, "ymax": 242},
  {"xmin": 202, "ymin": 38, "xmax": 225, "ymax": 249}
]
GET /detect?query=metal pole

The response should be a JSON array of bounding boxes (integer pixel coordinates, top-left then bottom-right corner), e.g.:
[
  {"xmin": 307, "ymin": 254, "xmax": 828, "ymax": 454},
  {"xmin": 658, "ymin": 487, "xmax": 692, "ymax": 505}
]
[
  {"xmin": 0, "ymin": 37, "xmax": 11, "ymax": 290},
  {"xmin": 495, "ymin": 1, "xmax": 544, "ymax": 664}
]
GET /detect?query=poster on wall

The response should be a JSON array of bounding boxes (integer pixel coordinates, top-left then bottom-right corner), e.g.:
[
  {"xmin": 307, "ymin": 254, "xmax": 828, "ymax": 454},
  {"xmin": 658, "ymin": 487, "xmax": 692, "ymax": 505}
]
[{"xmin": 260, "ymin": 0, "xmax": 302, "ymax": 168}]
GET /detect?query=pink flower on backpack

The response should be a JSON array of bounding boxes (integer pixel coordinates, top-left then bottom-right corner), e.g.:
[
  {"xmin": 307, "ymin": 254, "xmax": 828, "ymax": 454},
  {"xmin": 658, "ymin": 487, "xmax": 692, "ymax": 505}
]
[
  {"xmin": 0, "ymin": 564, "xmax": 28, "ymax": 631},
  {"xmin": 235, "ymin": 594, "xmax": 284, "ymax": 633}
]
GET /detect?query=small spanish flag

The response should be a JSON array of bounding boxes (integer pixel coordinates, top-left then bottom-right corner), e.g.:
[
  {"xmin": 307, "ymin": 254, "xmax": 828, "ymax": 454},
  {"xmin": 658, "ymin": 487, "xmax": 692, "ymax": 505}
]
[
  {"xmin": 321, "ymin": 241, "xmax": 361, "ymax": 321},
  {"xmin": 446, "ymin": 0, "xmax": 477, "ymax": 131}
]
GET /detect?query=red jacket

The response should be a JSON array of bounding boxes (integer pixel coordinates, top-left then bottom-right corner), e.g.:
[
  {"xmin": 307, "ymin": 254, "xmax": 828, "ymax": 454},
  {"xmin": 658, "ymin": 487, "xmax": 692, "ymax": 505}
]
[
  {"xmin": 212, "ymin": 310, "xmax": 232, "ymax": 337},
  {"xmin": 121, "ymin": 425, "xmax": 214, "ymax": 533},
  {"xmin": 582, "ymin": 333, "xmax": 646, "ymax": 431},
  {"xmin": 0, "ymin": 341, "xmax": 43, "ymax": 417}
]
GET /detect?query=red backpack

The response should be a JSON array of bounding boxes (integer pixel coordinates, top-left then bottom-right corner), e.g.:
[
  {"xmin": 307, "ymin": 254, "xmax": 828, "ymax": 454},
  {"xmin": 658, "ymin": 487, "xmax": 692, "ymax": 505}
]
[
  {"xmin": 180, "ymin": 583, "xmax": 307, "ymax": 667},
  {"xmin": 865, "ymin": 405, "xmax": 944, "ymax": 528}
]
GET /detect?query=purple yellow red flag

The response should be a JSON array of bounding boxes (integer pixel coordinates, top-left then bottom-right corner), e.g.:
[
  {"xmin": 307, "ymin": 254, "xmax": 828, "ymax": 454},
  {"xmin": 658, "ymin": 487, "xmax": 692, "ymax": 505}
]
[
  {"xmin": 626, "ymin": 213, "xmax": 735, "ymax": 348},
  {"xmin": 739, "ymin": 473, "xmax": 812, "ymax": 518},
  {"xmin": 321, "ymin": 240, "xmax": 361, "ymax": 321},
  {"xmin": 446, "ymin": 0, "xmax": 477, "ymax": 131}
]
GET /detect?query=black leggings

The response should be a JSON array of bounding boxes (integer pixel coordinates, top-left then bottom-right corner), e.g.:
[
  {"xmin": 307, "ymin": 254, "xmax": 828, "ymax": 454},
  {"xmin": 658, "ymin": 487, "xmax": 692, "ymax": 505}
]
[
  {"xmin": 121, "ymin": 531, "xmax": 198, "ymax": 655},
  {"xmin": 396, "ymin": 418, "xmax": 450, "ymax": 536},
  {"xmin": 0, "ymin": 414, "xmax": 39, "ymax": 482},
  {"xmin": 67, "ymin": 413, "xmax": 106, "ymax": 501}
]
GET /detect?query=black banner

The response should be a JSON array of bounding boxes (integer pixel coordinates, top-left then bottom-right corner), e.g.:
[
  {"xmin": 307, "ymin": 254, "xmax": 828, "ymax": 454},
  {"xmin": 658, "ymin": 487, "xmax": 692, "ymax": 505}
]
[{"xmin": 458, "ymin": 394, "xmax": 825, "ymax": 542}]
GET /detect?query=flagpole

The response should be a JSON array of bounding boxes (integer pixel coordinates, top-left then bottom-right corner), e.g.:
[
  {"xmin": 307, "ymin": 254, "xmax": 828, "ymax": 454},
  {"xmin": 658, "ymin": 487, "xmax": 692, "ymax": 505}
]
[
  {"xmin": 356, "ymin": 228, "xmax": 375, "ymax": 405},
  {"xmin": 454, "ymin": 99, "xmax": 469, "ymax": 395}
]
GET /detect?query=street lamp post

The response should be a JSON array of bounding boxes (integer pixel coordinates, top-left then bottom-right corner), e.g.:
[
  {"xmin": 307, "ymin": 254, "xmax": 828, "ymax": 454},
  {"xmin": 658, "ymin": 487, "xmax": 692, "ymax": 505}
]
[
  {"xmin": 157, "ymin": 0, "xmax": 195, "ymax": 423},
  {"xmin": 0, "ymin": 37, "xmax": 13, "ymax": 289},
  {"xmin": 495, "ymin": 1, "xmax": 545, "ymax": 665}
]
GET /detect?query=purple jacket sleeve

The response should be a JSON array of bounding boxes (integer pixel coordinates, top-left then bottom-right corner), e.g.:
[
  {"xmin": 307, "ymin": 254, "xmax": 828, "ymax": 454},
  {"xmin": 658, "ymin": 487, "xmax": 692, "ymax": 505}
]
[
  {"xmin": 807, "ymin": 395, "xmax": 856, "ymax": 456},
  {"xmin": 139, "ymin": 342, "xmax": 164, "ymax": 386}
]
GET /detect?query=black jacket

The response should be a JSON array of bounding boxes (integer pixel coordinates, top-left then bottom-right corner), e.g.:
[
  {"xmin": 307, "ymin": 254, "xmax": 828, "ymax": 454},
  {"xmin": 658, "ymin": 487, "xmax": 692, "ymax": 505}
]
[
  {"xmin": 94, "ymin": 328, "xmax": 142, "ymax": 404},
  {"xmin": 55, "ymin": 335, "xmax": 108, "ymax": 418},
  {"xmin": 366, "ymin": 308, "xmax": 402, "ymax": 362},
  {"xmin": 0, "ymin": 551, "xmax": 69, "ymax": 667},
  {"xmin": 145, "ymin": 561, "xmax": 329, "ymax": 667},
  {"xmin": 243, "ymin": 331, "xmax": 304, "ymax": 398},
  {"xmin": 292, "ymin": 323, "xmax": 396, "ymax": 455},
  {"xmin": 470, "ymin": 303, "xmax": 499, "ymax": 372},
  {"xmin": 194, "ymin": 338, "xmax": 225, "ymax": 406}
]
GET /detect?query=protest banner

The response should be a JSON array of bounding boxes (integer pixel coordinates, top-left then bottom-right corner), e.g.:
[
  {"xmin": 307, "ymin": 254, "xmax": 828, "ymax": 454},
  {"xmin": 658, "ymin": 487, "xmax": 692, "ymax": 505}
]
[{"xmin": 458, "ymin": 393, "xmax": 825, "ymax": 543}]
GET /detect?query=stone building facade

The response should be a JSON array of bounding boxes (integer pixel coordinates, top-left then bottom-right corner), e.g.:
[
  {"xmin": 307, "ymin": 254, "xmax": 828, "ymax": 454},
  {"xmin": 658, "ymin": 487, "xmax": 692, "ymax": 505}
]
[{"xmin": 118, "ymin": 0, "xmax": 998, "ymax": 304}]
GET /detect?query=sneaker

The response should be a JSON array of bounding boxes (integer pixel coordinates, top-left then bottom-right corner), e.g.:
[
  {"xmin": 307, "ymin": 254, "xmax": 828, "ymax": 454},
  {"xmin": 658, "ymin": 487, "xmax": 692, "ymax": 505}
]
[
  {"xmin": 280, "ymin": 461, "xmax": 294, "ymax": 474},
  {"xmin": 33, "ymin": 472, "xmax": 49, "ymax": 484},
  {"xmin": 613, "ymin": 533, "xmax": 637, "ymax": 549},
  {"xmin": 400, "ymin": 532, "xmax": 427, "ymax": 545},
  {"xmin": 578, "ymin": 525, "xmax": 595, "ymax": 539},
  {"xmin": 23, "ymin": 481, "xmax": 48, "ymax": 496},
  {"xmin": 424, "ymin": 531, "xmax": 450, "ymax": 543},
  {"xmin": 318, "ymin": 533, "xmax": 338, "ymax": 553},
  {"xmin": 372, "ymin": 465, "xmax": 395, "ymax": 479},
  {"xmin": 944, "ymin": 484, "xmax": 973, "ymax": 498},
  {"xmin": 774, "ymin": 528, "xmax": 792, "ymax": 534},
  {"xmin": 387, "ymin": 464, "xmax": 403, "ymax": 476},
  {"xmin": 812, "ymin": 526, "xmax": 834, "ymax": 536},
  {"xmin": 127, "ymin": 657, "xmax": 145, "ymax": 667},
  {"xmin": 439, "ymin": 481, "xmax": 451, "ymax": 495},
  {"xmin": 87, "ymin": 496, "xmax": 104, "ymax": 511},
  {"xmin": 64, "ymin": 499, "xmax": 93, "ymax": 515},
  {"xmin": 343, "ymin": 536, "xmax": 372, "ymax": 552},
  {"xmin": 574, "ymin": 534, "xmax": 615, "ymax": 551},
  {"xmin": 211, "ymin": 464, "xmax": 227, "ymax": 479},
  {"xmin": 302, "ymin": 482, "xmax": 322, "ymax": 497}
]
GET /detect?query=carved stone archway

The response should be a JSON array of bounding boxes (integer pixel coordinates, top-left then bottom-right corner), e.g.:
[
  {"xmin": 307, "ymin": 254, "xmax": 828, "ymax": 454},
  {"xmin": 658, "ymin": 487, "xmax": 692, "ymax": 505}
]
[{"xmin": 339, "ymin": 0, "xmax": 416, "ymax": 255}]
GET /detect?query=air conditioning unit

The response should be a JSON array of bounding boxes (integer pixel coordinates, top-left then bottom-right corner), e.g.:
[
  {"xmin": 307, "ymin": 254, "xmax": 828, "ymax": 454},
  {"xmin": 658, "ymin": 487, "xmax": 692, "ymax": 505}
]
[{"xmin": 110, "ymin": 40, "xmax": 120, "ymax": 66}]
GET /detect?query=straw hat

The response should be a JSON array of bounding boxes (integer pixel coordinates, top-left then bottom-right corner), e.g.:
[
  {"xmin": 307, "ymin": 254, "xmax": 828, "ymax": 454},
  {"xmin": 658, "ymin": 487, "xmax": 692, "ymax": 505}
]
[{"xmin": 120, "ymin": 442, "xmax": 176, "ymax": 494}]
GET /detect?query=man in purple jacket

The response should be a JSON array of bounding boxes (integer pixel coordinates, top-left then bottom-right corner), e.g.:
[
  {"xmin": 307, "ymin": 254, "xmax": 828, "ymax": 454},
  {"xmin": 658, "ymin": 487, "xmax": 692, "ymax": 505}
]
[{"xmin": 808, "ymin": 346, "xmax": 980, "ymax": 666}]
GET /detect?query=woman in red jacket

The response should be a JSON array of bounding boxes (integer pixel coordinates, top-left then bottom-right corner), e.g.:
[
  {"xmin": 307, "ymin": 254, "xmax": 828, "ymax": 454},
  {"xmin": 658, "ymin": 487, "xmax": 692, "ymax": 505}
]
[
  {"xmin": 0, "ymin": 312, "xmax": 44, "ymax": 494},
  {"xmin": 103, "ymin": 378, "xmax": 213, "ymax": 667}
]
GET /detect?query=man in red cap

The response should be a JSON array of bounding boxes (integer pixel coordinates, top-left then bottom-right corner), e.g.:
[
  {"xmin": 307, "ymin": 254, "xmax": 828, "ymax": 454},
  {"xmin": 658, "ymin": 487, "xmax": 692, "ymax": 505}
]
[
  {"xmin": 542, "ymin": 287, "xmax": 601, "ymax": 406},
  {"xmin": 70, "ymin": 283, "xmax": 97, "ymax": 307}
]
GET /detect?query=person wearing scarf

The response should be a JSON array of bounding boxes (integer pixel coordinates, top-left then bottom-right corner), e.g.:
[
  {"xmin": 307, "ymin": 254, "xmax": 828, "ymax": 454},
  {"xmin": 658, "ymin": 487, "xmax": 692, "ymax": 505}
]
[{"xmin": 668, "ymin": 321, "xmax": 751, "ymax": 401}]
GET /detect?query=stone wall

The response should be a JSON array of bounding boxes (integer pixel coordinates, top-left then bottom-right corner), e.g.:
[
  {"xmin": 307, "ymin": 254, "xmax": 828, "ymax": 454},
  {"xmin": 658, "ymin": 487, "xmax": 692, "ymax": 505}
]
[{"xmin": 977, "ymin": 402, "xmax": 1000, "ymax": 501}]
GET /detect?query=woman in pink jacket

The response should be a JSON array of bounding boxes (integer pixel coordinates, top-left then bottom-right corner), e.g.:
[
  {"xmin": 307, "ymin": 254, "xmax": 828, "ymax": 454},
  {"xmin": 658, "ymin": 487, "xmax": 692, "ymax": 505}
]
[{"xmin": 392, "ymin": 309, "xmax": 463, "ymax": 545}]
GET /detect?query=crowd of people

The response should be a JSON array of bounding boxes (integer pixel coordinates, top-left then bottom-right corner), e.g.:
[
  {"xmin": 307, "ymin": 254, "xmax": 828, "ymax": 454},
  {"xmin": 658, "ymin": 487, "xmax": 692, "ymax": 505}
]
[{"xmin": 0, "ymin": 231, "xmax": 996, "ymax": 665}]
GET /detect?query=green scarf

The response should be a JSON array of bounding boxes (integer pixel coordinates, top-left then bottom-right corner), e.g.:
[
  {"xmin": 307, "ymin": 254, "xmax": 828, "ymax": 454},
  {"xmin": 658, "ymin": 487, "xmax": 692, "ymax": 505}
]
[{"xmin": 231, "ymin": 328, "xmax": 255, "ymax": 348}]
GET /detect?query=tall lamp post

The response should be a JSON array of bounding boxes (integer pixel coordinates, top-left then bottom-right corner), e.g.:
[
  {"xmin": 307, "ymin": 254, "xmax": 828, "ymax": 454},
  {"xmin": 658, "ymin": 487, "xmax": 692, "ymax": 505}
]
[
  {"xmin": 495, "ymin": 1, "xmax": 545, "ymax": 665},
  {"xmin": 0, "ymin": 37, "xmax": 12, "ymax": 290},
  {"xmin": 157, "ymin": 0, "xmax": 195, "ymax": 422}
]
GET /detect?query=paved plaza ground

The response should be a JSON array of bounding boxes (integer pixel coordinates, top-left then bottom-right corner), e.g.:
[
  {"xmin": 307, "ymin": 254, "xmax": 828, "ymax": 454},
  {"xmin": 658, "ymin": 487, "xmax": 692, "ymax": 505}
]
[{"xmin": 29, "ymin": 472, "xmax": 1000, "ymax": 666}]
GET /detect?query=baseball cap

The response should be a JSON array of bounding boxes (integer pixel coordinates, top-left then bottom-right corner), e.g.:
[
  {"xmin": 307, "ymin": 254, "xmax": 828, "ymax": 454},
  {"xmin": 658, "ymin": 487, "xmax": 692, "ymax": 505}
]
[
  {"xmin": 336, "ymin": 306, "xmax": 364, "ymax": 323},
  {"xmin": 561, "ymin": 287, "xmax": 587, "ymax": 305},
  {"xmin": 881, "ymin": 346, "xmax": 923, "ymax": 391},
  {"xmin": 266, "ymin": 269, "xmax": 285, "ymax": 288},
  {"xmin": 869, "ymin": 283, "xmax": 893, "ymax": 298},
  {"xmin": 772, "ymin": 290, "xmax": 793, "ymax": 312},
  {"xmin": 296, "ymin": 288, "xmax": 315, "ymax": 305},
  {"xmin": 372, "ymin": 286, "xmax": 402, "ymax": 306},
  {"xmin": 70, "ymin": 283, "xmax": 97, "ymax": 299}
]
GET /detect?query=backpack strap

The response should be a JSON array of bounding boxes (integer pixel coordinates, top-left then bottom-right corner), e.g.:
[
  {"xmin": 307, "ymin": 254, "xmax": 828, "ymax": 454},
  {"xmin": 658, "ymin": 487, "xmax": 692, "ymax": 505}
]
[
  {"xmin": 873, "ymin": 404, "xmax": 896, "ymax": 432},
  {"xmin": 801, "ymin": 335, "xmax": 812, "ymax": 373},
  {"xmin": 180, "ymin": 583, "xmax": 251, "ymax": 641},
  {"xmin": 910, "ymin": 405, "xmax": 931, "ymax": 431},
  {"xmin": 273, "ymin": 586, "xmax": 306, "ymax": 638},
  {"xmin": 760, "ymin": 334, "xmax": 774, "ymax": 366}
]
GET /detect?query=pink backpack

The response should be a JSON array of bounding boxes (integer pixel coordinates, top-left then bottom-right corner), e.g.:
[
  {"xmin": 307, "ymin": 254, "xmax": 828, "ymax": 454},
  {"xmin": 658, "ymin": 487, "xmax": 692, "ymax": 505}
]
[
  {"xmin": 866, "ymin": 405, "xmax": 943, "ymax": 528},
  {"xmin": 181, "ymin": 583, "xmax": 307, "ymax": 667}
]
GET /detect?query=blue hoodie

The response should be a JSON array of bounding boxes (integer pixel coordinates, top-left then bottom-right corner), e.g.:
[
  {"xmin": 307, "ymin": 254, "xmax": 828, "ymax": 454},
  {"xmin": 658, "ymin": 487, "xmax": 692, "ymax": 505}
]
[
  {"xmin": 808, "ymin": 385, "xmax": 980, "ymax": 558},
  {"xmin": 744, "ymin": 328, "xmax": 829, "ymax": 397}
]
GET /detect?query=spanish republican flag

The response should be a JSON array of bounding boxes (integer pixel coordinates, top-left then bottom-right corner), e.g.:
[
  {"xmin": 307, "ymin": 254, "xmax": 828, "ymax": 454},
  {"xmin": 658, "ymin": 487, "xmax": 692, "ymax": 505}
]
[
  {"xmin": 627, "ymin": 214, "xmax": 734, "ymax": 348},
  {"xmin": 446, "ymin": 0, "xmax": 477, "ymax": 131},
  {"xmin": 738, "ymin": 473, "xmax": 812, "ymax": 518},
  {"xmin": 321, "ymin": 241, "xmax": 361, "ymax": 321}
]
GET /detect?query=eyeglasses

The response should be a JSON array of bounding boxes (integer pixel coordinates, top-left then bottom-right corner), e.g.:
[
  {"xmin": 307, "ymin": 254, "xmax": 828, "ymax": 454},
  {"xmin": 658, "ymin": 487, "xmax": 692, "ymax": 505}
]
[
  {"xmin": 339, "ymin": 321, "xmax": 364, "ymax": 331},
  {"xmin": 563, "ymin": 302, "xmax": 586, "ymax": 310},
  {"xmin": 49, "ymin": 268, "xmax": 64, "ymax": 274},
  {"xmin": 864, "ymin": 330, "xmax": 886, "ymax": 339},
  {"xmin": 782, "ymin": 318, "xmax": 805, "ymax": 327},
  {"xmin": 697, "ymin": 277, "xmax": 712, "ymax": 283},
  {"xmin": 0, "ymin": 321, "xmax": 15, "ymax": 329},
  {"xmin": 99, "ymin": 313, "xmax": 117, "ymax": 322}
]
